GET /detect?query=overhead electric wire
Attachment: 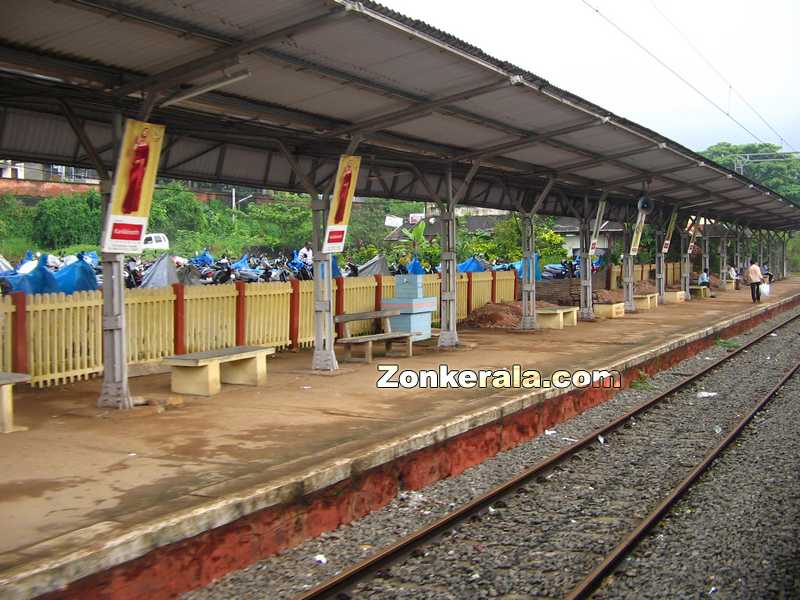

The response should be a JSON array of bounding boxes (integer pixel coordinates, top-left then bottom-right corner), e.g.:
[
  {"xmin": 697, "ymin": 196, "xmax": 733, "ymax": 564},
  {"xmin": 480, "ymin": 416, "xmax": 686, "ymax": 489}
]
[
  {"xmin": 649, "ymin": 0, "xmax": 797, "ymax": 152},
  {"xmin": 579, "ymin": 0, "xmax": 766, "ymax": 145}
]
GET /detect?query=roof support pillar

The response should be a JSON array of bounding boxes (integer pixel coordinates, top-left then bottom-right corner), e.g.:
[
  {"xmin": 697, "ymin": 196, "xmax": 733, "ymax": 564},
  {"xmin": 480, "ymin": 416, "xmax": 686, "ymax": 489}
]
[
  {"xmin": 782, "ymin": 233, "xmax": 790, "ymax": 280},
  {"xmin": 758, "ymin": 231, "xmax": 764, "ymax": 267},
  {"xmin": 702, "ymin": 229, "xmax": 710, "ymax": 274},
  {"xmin": 438, "ymin": 161, "xmax": 481, "ymax": 348},
  {"xmin": 516, "ymin": 178, "xmax": 554, "ymax": 330},
  {"xmin": 720, "ymin": 235, "xmax": 729, "ymax": 285},
  {"xmin": 578, "ymin": 215, "xmax": 594, "ymax": 321},
  {"xmin": 734, "ymin": 227, "xmax": 742, "ymax": 276},
  {"xmin": 97, "ymin": 110, "xmax": 132, "ymax": 409},
  {"xmin": 680, "ymin": 219, "xmax": 693, "ymax": 301},
  {"xmin": 654, "ymin": 212, "xmax": 666, "ymax": 304},
  {"xmin": 622, "ymin": 224, "xmax": 636, "ymax": 313}
]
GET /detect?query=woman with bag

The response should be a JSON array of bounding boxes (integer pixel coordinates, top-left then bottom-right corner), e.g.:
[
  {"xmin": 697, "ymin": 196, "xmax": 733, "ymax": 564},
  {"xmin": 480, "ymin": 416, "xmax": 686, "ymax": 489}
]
[{"xmin": 747, "ymin": 259, "xmax": 764, "ymax": 303}]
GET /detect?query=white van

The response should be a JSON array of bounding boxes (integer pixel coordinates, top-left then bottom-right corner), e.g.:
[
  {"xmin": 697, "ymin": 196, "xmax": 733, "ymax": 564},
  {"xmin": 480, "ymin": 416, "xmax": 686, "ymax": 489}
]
[{"xmin": 143, "ymin": 233, "xmax": 170, "ymax": 250}]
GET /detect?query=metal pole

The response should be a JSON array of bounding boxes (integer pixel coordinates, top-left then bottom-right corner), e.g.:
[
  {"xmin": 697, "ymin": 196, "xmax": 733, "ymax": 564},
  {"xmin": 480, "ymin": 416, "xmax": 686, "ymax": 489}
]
[
  {"xmin": 680, "ymin": 232, "xmax": 691, "ymax": 301},
  {"xmin": 655, "ymin": 229, "xmax": 665, "ymax": 304},
  {"xmin": 702, "ymin": 232, "xmax": 710, "ymax": 274},
  {"xmin": 579, "ymin": 218, "xmax": 594, "ymax": 320},
  {"xmin": 98, "ymin": 112, "xmax": 133, "ymax": 409},
  {"xmin": 438, "ymin": 169, "xmax": 459, "ymax": 347},
  {"xmin": 519, "ymin": 211, "xmax": 537, "ymax": 330},
  {"xmin": 311, "ymin": 191, "xmax": 338, "ymax": 370},
  {"xmin": 720, "ymin": 236, "xmax": 728, "ymax": 286},
  {"xmin": 623, "ymin": 225, "xmax": 636, "ymax": 313}
]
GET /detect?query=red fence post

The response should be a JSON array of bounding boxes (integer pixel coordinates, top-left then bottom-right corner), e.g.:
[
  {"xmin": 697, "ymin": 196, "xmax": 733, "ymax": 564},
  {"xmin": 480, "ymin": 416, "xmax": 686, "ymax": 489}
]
[
  {"xmin": 490, "ymin": 271, "xmax": 497, "ymax": 303},
  {"xmin": 466, "ymin": 272, "xmax": 473, "ymax": 315},
  {"xmin": 172, "ymin": 283, "xmax": 186, "ymax": 355},
  {"xmin": 374, "ymin": 274, "xmax": 383, "ymax": 311},
  {"xmin": 11, "ymin": 292, "xmax": 28, "ymax": 373},
  {"xmin": 289, "ymin": 278, "xmax": 300, "ymax": 351},
  {"xmin": 335, "ymin": 276, "xmax": 345, "ymax": 339},
  {"xmin": 513, "ymin": 268, "xmax": 520, "ymax": 301},
  {"xmin": 235, "ymin": 281, "xmax": 246, "ymax": 346}
]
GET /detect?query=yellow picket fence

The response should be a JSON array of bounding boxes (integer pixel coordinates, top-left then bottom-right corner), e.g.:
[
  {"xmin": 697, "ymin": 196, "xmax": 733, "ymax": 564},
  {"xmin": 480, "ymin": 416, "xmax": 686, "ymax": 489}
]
[
  {"xmin": 496, "ymin": 271, "xmax": 516, "ymax": 302},
  {"xmin": 343, "ymin": 277, "xmax": 377, "ymax": 335},
  {"xmin": 245, "ymin": 282, "xmax": 292, "ymax": 349},
  {"xmin": 184, "ymin": 285, "xmax": 237, "ymax": 353},
  {"xmin": 26, "ymin": 291, "xmax": 103, "ymax": 387},
  {"xmin": 381, "ymin": 276, "xmax": 396, "ymax": 302},
  {"xmin": 0, "ymin": 296, "xmax": 14, "ymax": 373},
  {"xmin": 456, "ymin": 273, "xmax": 468, "ymax": 321},
  {"xmin": 125, "ymin": 287, "xmax": 174, "ymax": 364},
  {"xmin": 471, "ymin": 272, "xmax": 492, "ymax": 309},
  {"xmin": 297, "ymin": 280, "xmax": 316, "ymax": 348},
  {"xmin": 423, "ymin": 274, "xmax": 440, "ymax": 326}
]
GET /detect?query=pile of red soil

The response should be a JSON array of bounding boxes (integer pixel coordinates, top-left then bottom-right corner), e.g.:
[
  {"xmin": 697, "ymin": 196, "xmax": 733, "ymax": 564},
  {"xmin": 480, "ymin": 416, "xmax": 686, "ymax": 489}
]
[
  {"xmin": 634, "ymin": 280, "xmax": 657, "ymax": 294},
  {"xmin": 464, "ymin": 301, "xmax": 559, "ymax": 329},
  {"xmin": 595, "ymin": 289, "xmax": 622, "ymax": 304}
]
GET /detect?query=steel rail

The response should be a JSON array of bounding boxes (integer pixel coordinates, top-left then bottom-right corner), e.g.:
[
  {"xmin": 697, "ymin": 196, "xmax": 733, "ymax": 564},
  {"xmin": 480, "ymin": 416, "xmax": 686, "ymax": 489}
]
[
  {"xmin": 294, "ymin": 309, "xmax": 800, "ymax": 600},
  {"xmin": 565, "ymin": 357, "xmax": 800, "ymax": 600}
]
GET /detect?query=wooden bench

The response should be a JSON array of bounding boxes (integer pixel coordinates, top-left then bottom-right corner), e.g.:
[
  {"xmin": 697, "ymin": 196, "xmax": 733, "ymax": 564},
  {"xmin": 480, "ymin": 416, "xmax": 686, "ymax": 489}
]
[
  {"xmin": 536, "ymin": 306, "xmax": 579, "ymax": 330},
  {"xmin": 335, "ymin": 309, "xmax": 413, "ymax": 363},
  {"xmin": 162, "ymin": 346, "xmax": 275, "ymax": 396},
  {"xmin": 1, "ymin": 372, "xmax": 30, "ymax": 434},
  {"xmin": 689, "ymin": 285, "xmax": 710, "ymax": 299},
  {"xmin": 634, "ymin": 293, "xmax": 659, "ymax": 311}
]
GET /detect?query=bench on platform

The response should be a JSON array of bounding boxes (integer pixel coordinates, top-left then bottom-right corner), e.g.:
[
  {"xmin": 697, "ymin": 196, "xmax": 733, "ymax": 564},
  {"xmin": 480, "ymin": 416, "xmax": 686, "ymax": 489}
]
[
  {"xmin": 1, "ymin": 372, "xmax": 30, "ymax": 434},
  {"xmin": 335, "ymin": 309, "xmax": 413, "ymax": 363},
  {"xmin": 663, "ymin": 290, "xmax": 686, "ymax": 303},
  {"xmin": 594, "ymin": 302, "xmax": 625, "ymax": 319},
  {"xmin": 537, "ymin": 306, "xmax": 579, "ymax": 330},
  {"xmin": 162, "ymin": 346, "xmax": 275, "ymax": 396},
  {"xmin": 689, "ymin": 285, "xmax": 710, "ymax": 299},
  {"xmin": 634, "ymin": 293, "xmax": 659, "ymax": 311}
]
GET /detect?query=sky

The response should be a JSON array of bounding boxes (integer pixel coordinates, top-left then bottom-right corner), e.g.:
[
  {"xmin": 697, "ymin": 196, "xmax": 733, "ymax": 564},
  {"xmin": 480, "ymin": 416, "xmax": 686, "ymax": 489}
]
[{"xmin": 380, "ymin": 0, "xmax": 799, "ymax": 153}]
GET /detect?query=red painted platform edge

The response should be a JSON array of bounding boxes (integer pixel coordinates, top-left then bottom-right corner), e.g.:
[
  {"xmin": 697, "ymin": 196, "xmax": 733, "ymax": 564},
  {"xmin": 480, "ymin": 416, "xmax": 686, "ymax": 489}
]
[{"xmin": 37, "ymin": 296, "xmax": 800, "ymax": 600}]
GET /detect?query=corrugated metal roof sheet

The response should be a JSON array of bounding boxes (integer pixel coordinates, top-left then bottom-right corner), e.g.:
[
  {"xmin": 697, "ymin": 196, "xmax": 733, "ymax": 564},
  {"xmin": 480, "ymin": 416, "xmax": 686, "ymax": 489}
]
[{"xmin": 0, "ymin": 0, "xmax": 797, "ymax": 230}]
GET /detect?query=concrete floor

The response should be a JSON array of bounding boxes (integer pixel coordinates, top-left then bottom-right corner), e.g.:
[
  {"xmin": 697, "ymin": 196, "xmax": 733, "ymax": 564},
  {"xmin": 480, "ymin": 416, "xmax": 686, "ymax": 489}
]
[{"xmin": 1, "ymin": 279, "xmax": 798, "ymax": 566}]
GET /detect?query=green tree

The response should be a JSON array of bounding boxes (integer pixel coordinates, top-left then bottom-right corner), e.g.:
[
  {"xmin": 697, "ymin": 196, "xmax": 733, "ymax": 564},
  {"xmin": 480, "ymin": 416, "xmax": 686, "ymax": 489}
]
[{"xmin": 32, "ymin": 191, "xmax": 102, "ymax": 248}]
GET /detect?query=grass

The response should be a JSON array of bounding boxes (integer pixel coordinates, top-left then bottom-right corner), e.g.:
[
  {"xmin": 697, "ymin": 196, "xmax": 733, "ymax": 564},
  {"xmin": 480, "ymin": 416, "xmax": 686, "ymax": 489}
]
[
  {"xmin": 716, "ymin": 337, "xmax": 740, "ymax": 349},
  {"xmin": 630, "ymin": 370, "xmax": 653, "ymax": 391}
]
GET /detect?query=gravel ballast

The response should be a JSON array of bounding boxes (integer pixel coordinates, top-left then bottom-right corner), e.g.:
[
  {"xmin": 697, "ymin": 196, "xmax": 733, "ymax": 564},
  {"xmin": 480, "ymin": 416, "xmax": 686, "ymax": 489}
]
[{"xmin": 186, "ymin": 307, "xmax": 800, "ymax": 600}]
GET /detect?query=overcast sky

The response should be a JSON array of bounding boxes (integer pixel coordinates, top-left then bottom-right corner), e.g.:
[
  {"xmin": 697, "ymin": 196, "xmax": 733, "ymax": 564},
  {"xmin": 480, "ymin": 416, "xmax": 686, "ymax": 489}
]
[{"xmin": 382, "ymin": 0, "xmax": 799, "ymax": 153}]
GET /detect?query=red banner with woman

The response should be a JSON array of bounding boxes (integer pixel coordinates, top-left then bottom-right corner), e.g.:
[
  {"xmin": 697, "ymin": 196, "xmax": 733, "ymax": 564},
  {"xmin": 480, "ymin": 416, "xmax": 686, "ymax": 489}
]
[{"xmin": 102, "ymin": 119, "xmax": 165, "ymax": 253}]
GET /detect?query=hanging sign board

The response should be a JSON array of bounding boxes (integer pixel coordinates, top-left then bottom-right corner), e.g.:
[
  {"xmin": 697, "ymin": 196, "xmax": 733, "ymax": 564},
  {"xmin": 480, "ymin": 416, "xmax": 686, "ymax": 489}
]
[
  {"xmin": 589, "ymin": 198, "xmax": 607, "ymax": 256},
  {"xmin": 322, "ymin": 154, "xmax": 361, "ymax": 254},
  {"xmin": 661, "ymin": 208, "xmax": 678, "ymax": 254},
  {"xmin": 687, "ymin": 220, "xmax": 700, "ymax": 254},
  {"xmin": 629, "ymin": 211, "xmax": 647, "ymax": 256},
  {"xmin": 102, "ymin": 118, "xmax": 165, "ymax": 254}
]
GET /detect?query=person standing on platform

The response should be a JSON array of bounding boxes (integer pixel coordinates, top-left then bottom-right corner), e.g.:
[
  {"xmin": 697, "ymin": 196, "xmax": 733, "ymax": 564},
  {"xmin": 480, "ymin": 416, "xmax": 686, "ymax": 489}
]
[{"xmin": 747, "ymin": 259, "xmax": 764, "ymax": 303}]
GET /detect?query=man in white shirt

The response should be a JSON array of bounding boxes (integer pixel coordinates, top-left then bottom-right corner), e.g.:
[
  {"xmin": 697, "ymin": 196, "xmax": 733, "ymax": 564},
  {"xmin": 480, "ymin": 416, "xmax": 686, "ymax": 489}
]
[
  {"xmin": 298, "ymin": 241, "xmax": 313, "ymax": 266},
  {"xmin": 747, "ymin": 259, "xmax": 763, "ymax": 303}
]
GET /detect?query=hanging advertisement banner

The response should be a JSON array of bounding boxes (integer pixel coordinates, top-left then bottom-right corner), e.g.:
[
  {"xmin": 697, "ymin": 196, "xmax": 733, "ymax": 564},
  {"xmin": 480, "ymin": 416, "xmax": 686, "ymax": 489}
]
[
  {"xmin": 101, "ymin": 119, "xmax": 165, "ymax": 254},
  {"xmin": 629, "ymin": 210, "xmax": 647, "ymax": 256},
  {"xmin": 322, "ymin": 154, "xmax": 361, "ymax": 254},
  {"xmin": 661, "ymin": 208, "xmax": 678, "ymax": 253},
  {"xmin": 589, "ymin": 198, "xmax": 607, "ymax": 256}
]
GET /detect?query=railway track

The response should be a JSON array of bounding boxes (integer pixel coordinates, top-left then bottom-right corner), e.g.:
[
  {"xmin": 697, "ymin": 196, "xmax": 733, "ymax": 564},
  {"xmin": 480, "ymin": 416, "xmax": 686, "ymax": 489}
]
[{"xmin": 293, "ymin": 311, "xmax": 800, "ymax": 600}]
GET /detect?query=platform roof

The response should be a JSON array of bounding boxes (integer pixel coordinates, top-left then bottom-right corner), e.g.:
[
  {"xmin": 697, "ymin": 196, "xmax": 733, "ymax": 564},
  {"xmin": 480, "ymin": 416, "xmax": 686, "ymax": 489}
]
[{"xmin": 1, "ymin": 0, "xmax": 799, "ymax": 230}]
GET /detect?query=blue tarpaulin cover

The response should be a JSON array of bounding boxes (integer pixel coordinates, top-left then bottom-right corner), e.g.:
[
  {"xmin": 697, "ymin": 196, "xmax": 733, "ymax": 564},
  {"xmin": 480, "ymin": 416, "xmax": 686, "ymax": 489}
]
[
  {"xmin": 407, "ymin": 256, "xmax": 426, "ymax": 274},
  {"xmin": 53, "ymin": 254, "xmax": 98, "ymax": 294},
  {"xmin": 84, "ymin": 251, "xmax": 99, "ymax": 266},
  {"xmin": 3, "ymin": 255, "xmax": 59, "ymax": 295},
  {"xmin": 190, "ymin": 249, "xmax": 214, "ymax": 266},
  {"xmin": 457, "ymin": 256, "xmax": 486, "ymax": 273},
  {"xmin": 511, "ymin": 254, "xmax": 541, "ymax": 281},
  {"xmin": 332, "ymin": 254, "xmax": 342, "ymax": 278},
  {"xmin": 231, "ymin": 254, "xmax": 249, "ymax": 270}
]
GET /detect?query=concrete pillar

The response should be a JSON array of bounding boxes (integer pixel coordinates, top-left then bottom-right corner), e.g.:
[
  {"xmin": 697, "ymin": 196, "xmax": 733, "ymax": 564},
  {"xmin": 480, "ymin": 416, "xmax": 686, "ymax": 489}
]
[
  {"xmin": 438, "ymin": 188, "xmax": 459, "ymax": 347},
  {"xmin": 98, "ymin": 251, "xmax": 133, "ymax": 409},
  {"xmin": 311, "ymin": 193, "xmax": 338, "ymax": 371},
  {"xmin": 623, "ymin": 227, "xmax": 636, "ymax": 313},
  {"xmin": 720, "ymin": 237, "xmax": 728, "ymax": 285},
  {"xmin": 681, "ymin": 233, "xmax": 691, "ymax": 300},
  {"xmin": 702, "ymin": 234, "xmax": 710, "ymax": 274},
  {"xmin": 734, "ymin": 231, "xmax": 742, "ymax": 276},
  {"xmin": 579, "ymin": 218, "xmax": 594, "ymax": 320},
  {"xmin": 784, "ymin": 235, "xmax": 790, "ymax": 279},
  {"xmin": 519, "ymin": 211, "xmax": 537, "ymax": 330},
  {"xmin": 758, "ymin": 232, "xmax": 764, "ymax": 266},
  {"xmin": 655, "ymin": 230, "xmax": 666, "ymax": 304}
]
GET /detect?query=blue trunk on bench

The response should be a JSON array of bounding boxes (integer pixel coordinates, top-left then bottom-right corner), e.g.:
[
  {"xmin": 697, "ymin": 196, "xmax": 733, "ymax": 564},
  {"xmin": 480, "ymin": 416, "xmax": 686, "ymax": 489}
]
[{"xmin": 384, "ymin": 274, "xmax": 435, "ymax": 341}]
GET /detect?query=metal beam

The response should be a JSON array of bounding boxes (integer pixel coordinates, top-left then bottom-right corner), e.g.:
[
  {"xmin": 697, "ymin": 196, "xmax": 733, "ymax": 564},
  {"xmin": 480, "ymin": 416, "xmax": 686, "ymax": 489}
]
[
  {"xmin": 529, "ymin": 144, "xmax": 658, "ymax": 177},
  {"xmin": 448, "ymin": 118, "xmax": 603, "ymax": 163},
  {"xmin": 58, "ymin": 99, "xmax": 109, "ymax": 180},
  {"xmin": 328, "ymin": 80, "xmax": 511, "ymax": 137},
  {"xmin": 113, "ymin": 9, "xmax": 344, "ymax": 97}
]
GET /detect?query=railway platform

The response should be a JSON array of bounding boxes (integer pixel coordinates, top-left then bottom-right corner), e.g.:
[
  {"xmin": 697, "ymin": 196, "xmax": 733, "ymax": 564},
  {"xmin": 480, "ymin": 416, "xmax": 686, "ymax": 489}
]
[{"xmin": 2, "ymin": 277, "xmax": 800, "ymax": 599}]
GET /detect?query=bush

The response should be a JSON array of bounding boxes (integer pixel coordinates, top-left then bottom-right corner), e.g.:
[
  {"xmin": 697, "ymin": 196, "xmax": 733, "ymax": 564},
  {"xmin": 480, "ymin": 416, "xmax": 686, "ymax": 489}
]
[{"xmin": 32, "ymin": 191, "xmax": 102, "ymax": 249}]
